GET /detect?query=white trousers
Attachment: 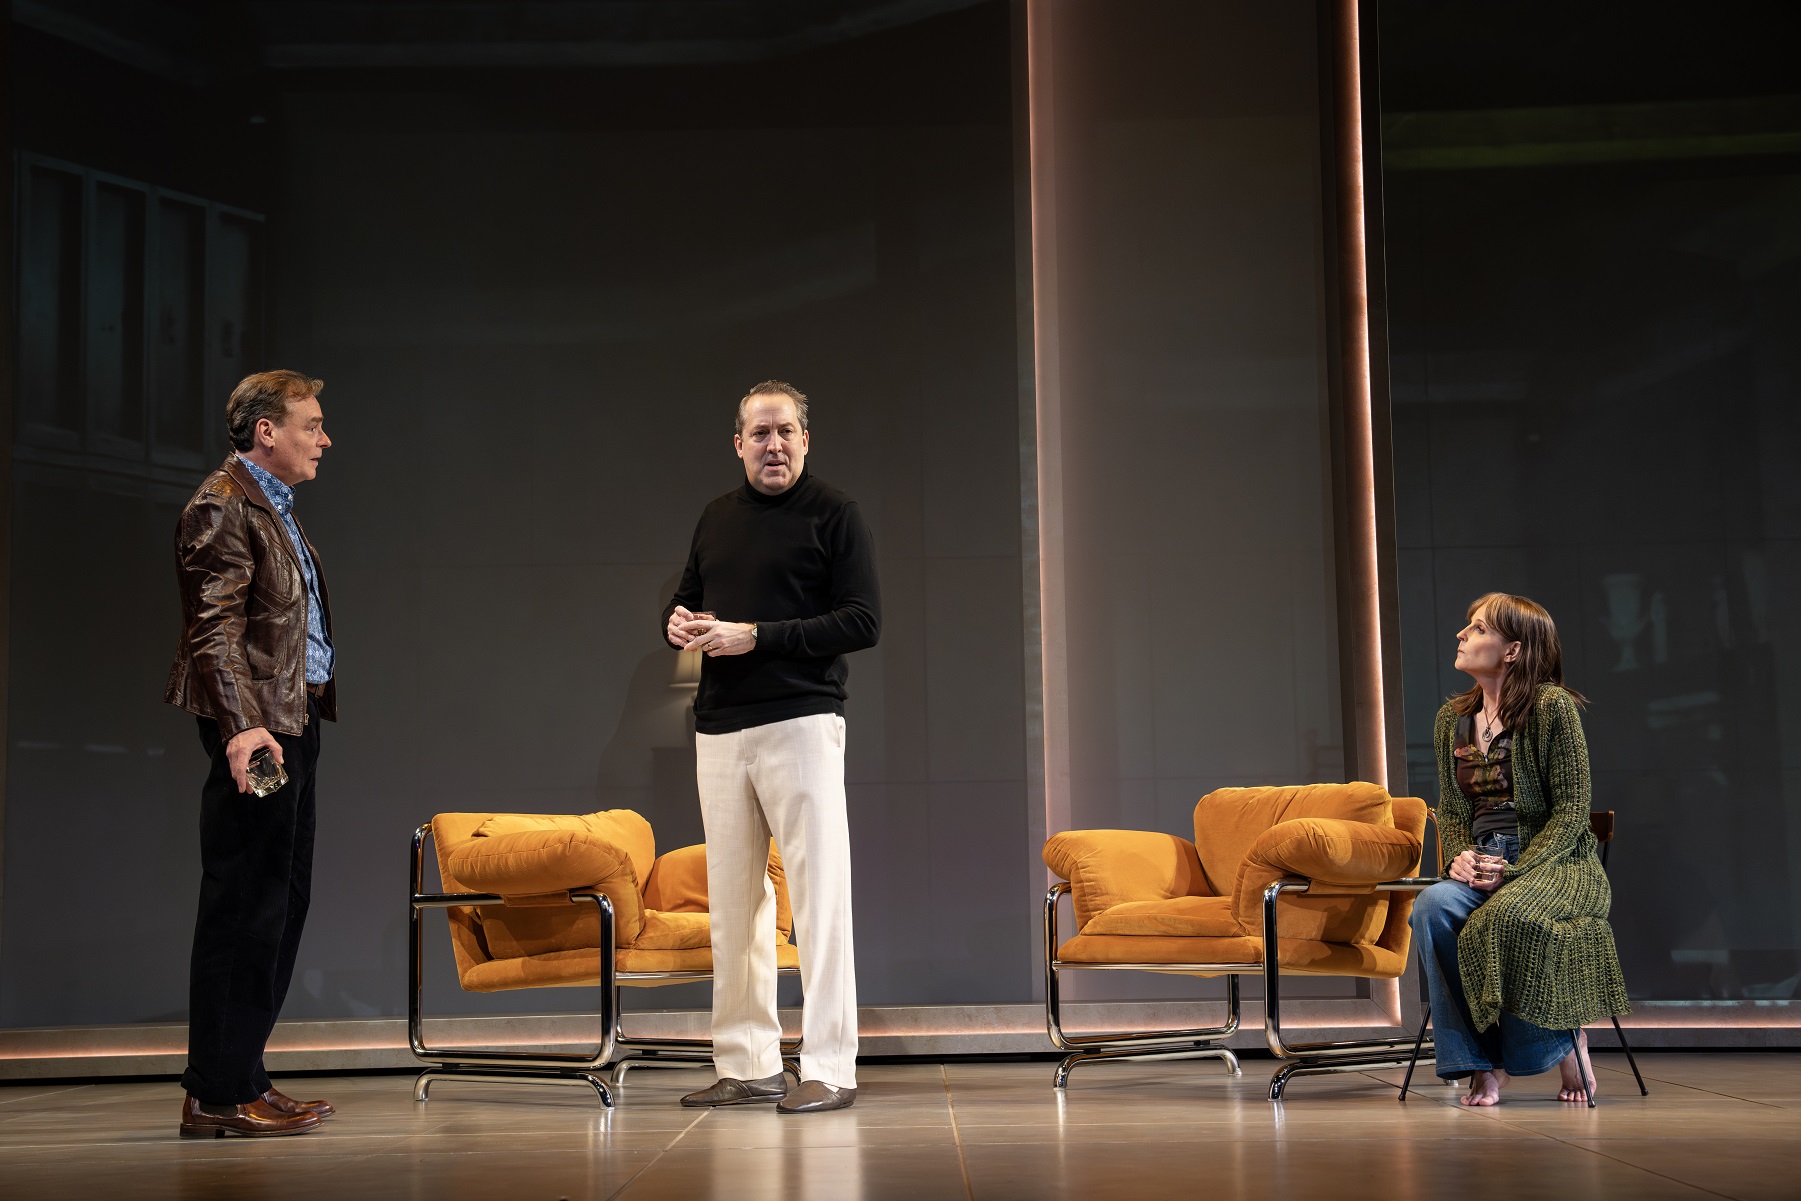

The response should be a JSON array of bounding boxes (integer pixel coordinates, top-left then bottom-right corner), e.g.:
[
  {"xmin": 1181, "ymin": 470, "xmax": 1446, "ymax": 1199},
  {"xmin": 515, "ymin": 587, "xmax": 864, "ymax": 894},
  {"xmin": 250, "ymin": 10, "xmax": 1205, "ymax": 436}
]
[{"xmin": 696, "ymin": 712, "xmax": 858, "ymax": 1089}]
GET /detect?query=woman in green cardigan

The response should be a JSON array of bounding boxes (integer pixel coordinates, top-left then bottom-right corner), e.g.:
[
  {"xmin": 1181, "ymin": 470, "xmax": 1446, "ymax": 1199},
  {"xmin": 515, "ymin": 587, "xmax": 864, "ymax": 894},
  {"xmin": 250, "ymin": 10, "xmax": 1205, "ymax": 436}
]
[{"xmin": 1410, "ymin": 592, "xmax": 1630, "ymax": 1106}]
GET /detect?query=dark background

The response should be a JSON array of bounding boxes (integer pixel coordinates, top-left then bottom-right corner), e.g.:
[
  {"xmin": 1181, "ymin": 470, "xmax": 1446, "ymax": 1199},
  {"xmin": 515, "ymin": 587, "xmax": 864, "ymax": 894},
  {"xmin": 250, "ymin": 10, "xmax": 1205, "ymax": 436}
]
[
  {"xmin": 4, "ymin": 0, "xmax": 1799, "ymax": 1030},
  {"xmin": 3, "ymin": 0, "xmax": 1033, "ymax": 1025},
  {"xmin": 1383, "ymin": 0, "xmax": 1801, "ymax": 1002}
]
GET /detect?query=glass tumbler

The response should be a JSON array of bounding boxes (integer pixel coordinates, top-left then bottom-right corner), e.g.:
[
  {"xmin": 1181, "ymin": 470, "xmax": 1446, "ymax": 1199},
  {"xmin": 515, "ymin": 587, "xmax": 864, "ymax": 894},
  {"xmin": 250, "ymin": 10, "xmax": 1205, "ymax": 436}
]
[{"xmin": 246, "ymin": 746, "xmax": 289, "ymax": 798}]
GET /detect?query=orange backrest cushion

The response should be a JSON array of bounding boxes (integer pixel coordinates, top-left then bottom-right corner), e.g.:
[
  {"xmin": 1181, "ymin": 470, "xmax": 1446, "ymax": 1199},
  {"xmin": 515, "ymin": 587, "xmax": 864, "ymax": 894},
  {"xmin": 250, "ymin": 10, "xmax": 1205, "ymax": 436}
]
[
  {"xmin": 467, "ymin": 810, "xmax": 656, "ymax": 887},
  {"xmin": 433, "ymin": 810, "xmax": 656, "ymax": 961},
  {"xmin": 1375, "ymin": 795, "xmax": 1430, "ymax": 955},
  {"xmin": 1191, "ymin": 782, "xmax": 1393, "ymax": 897},
  {"xmin": 644, "ymin": 841, "xmax": 794, "ymax": 940},
  {"xmin": 1232, "ymin": 818, "xmax": 1417, "ymax": 943}
]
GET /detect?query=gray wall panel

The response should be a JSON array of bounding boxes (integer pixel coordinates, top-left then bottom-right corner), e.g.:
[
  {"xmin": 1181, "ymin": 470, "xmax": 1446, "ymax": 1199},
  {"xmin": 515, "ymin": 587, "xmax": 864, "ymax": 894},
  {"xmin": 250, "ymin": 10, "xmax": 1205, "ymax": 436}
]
[
  {"xmin": 1039, "ymin": 0, "xmax": 1348, "ymax": 1003},
  {"xmin": 2, "ymin": 9, "xmax": 1031, "ymax": 1025}
]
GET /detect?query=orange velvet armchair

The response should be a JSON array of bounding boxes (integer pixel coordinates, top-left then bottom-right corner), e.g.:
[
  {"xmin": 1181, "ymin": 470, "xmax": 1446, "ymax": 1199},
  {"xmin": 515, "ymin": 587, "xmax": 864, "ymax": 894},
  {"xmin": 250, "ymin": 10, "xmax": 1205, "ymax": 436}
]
[
  {"xmin": 409, "ymin": 809, "xmax": 799, "ymax": 1106},
  {"xmin": 1042, "ymin": 782, "xmax": 1434, "ymax": 1099}
]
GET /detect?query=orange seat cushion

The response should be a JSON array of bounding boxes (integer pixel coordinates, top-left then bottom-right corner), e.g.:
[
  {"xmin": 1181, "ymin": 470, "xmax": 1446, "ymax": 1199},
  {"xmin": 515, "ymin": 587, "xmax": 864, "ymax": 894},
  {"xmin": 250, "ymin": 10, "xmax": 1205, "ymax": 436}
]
[
  {"xmin": 458, "ymin": 941, "xmax": 802, "ymax": 991},
  {"xmin": 1056, "ymin": 933, "xmax": 1407, "ymax": 979},
  {"xmin": 429, "ymin": 809, "xmax": 802, "ymax": 995},
  {"xmin": 1084, "ymin": 895, "xmax": 1240, "ymax": 938},
  {"xmin": 634, "ymin": 911, "xmax": 712, "ymax": 951},
  {"xmin": 1057, "ymin": 932, "xmax": 1263, "ymax": 968}
]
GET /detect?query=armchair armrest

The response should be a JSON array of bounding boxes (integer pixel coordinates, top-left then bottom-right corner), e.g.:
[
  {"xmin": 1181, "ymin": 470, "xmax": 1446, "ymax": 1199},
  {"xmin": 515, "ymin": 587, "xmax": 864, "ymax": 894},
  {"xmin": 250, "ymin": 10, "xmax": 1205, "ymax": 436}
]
[
  {"xmin": 1043, "ymin": 829, "xmax": 1211, "ymax": 932},
  {"xmin": 1232, "ymin": 819, "xmax": 1421, "ymax": 935}
]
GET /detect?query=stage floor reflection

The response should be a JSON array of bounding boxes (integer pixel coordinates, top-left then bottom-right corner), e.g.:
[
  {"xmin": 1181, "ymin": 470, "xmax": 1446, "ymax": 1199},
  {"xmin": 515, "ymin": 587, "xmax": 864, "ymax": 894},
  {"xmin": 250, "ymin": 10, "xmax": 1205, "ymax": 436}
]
[{"xmin": 1, "ymin": 1053, "xmax": 1795, "ymax": 1199}]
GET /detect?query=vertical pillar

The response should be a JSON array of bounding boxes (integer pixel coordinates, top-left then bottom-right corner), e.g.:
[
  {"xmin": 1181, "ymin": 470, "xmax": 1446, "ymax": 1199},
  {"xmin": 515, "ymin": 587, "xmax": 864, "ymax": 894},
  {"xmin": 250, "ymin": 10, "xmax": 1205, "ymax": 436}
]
[
  {"xmin": 1017, "ymin": 0, "xmax": 1070, "ymax": 874},
  {"xmin": 1324, "ymin": 0, "xmax": 1418, "ymax": 1033},
  {"xmin": 1324, "ymin": 0, "xmax": 1404, "ymax": 792}
]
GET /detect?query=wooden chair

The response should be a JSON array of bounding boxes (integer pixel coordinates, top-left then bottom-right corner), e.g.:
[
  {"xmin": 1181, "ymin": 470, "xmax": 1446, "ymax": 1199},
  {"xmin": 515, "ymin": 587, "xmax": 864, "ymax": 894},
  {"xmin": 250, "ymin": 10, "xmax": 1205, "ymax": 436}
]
[{"xmin": 1397, "ymin": 810, "xmax": 1647, "ymax": 1104}]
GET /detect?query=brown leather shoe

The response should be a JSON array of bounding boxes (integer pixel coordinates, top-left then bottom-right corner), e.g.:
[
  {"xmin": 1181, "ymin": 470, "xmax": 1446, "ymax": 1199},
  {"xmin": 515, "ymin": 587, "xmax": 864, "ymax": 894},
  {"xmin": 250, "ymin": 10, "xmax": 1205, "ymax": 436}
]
[
  {"xmin": 179, "ymin": 1094, "xmax": 322, "ymax": 1138},
  {"xmin": 680, "ymin": 1072, "xmax": 790, "ymax": 1107},
  {"xmin": 260, "ymin": 1087, "xmax": 335, "ymax": 1118},
  {"xmin": 776, "ymin": 1080, "xmax": 856, "ymax": 1114}
]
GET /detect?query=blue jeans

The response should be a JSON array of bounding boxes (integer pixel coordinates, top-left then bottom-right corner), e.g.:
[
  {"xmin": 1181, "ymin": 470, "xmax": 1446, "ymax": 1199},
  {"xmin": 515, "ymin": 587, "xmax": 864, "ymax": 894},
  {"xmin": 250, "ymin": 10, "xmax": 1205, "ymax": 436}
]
[{"xmin": 1410, "ymin": 832, "xmax": 1572, "ymax": 1079}]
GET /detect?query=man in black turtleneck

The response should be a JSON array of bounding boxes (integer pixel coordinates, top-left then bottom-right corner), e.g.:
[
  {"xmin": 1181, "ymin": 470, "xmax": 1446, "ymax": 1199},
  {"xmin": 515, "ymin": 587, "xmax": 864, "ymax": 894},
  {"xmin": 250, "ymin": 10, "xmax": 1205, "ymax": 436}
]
[{"xmin": 662, "ymin": 380, "xmax": 879, "ymax": 1115}]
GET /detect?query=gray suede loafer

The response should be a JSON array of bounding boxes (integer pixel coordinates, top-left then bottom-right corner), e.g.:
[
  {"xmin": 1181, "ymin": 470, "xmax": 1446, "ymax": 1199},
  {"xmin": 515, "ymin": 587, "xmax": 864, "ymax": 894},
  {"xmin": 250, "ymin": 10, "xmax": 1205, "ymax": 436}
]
[
  {"xmin": 680, "ymin": 1072, "xmax": 790, "ymax": 1107},
  {"xmin": 776, "ymin": 1080, "xmax": 856, "ymax": 1114}
]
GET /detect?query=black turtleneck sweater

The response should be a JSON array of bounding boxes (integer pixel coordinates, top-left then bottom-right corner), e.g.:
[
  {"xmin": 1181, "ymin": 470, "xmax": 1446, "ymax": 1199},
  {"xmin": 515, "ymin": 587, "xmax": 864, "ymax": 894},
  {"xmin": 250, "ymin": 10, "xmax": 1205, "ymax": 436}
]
[{"xmin": 662, "ymin": 470, "xmax": 881, "ymax": 734}]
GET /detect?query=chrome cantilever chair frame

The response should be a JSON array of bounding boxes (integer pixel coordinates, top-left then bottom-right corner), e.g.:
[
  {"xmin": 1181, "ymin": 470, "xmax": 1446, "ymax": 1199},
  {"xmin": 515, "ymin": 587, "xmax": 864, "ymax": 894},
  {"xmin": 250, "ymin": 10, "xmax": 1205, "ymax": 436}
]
[
  {"xmin": 1262, "ymin": 877, "xmax": 1439, "ymax": 1099},
  {"xmin": 1045, "ymin": 876, "xmax": 1439, "ymax": 1100},
  {"xmin": 1044, "ymin": 882, "xmax": 1245, "ymax": 1085},
  {"xmin": 409, "ymin": 823, "xmax": 798, "ymax": 1108}
]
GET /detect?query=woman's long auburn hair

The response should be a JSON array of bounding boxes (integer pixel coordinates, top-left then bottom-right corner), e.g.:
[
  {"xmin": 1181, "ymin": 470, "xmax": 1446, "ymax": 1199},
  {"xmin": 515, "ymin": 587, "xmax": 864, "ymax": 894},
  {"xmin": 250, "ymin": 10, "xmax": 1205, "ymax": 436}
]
[{"xmin": 1450, "ymin": 592, "xmax": 1586, "ymax": 732}]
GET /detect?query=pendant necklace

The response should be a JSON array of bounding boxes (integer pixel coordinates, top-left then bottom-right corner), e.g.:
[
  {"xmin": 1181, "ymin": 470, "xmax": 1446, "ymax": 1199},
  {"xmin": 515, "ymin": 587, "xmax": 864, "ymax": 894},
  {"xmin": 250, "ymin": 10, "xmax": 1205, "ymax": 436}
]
[{"xmin": 1481, "ymin": 702, "xmax": 1500, "ymax": 744}]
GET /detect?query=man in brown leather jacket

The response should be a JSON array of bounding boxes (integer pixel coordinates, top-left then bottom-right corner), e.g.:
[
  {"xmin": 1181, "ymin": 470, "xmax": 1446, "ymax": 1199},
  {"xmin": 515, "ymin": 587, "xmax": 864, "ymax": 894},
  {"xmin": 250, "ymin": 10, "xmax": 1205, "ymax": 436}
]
[{"xmin": 165, "ymin": 370, "xmax": 338, "ymax": 1138}]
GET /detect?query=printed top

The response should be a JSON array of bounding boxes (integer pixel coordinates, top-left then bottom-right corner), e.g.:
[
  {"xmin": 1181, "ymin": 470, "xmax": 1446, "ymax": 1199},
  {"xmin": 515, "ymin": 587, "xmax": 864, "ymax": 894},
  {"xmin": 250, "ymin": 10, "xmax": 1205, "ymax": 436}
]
[{"xmin": 1453, "ymin": 712, "xmax": 1517, "ymax": 840}]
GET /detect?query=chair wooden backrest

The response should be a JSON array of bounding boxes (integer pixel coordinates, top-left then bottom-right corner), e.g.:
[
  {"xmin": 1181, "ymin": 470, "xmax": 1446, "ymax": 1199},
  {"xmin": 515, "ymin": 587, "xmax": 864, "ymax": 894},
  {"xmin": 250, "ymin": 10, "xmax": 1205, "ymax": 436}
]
[
  {"xmin": 1426, "ymin": 808, "xmax": 1617, "ymax": 872},
  {"xmin": 1590, "ymin": 810, "xmax": 1615, "ymax": 867}
]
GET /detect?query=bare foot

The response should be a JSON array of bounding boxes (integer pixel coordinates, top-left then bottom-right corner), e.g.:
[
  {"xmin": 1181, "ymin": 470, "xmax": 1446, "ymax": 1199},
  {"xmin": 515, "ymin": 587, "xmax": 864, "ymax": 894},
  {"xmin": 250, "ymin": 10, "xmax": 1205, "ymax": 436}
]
[
  {"xmin": 1558, "ymin": 1029, "xmax": 1596, "ymax": 1103},
  {"xmin": 1460, "ymin": 1068, "xmax": 1510, "ymax": 1106}
]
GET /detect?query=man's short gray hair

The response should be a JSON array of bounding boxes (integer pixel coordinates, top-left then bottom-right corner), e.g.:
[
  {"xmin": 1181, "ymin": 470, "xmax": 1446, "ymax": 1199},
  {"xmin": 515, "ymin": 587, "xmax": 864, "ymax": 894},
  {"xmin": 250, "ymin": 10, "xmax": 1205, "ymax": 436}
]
[
  {"xmin": 736, "ymin": 380, "xmax": 809, "ymax": 435},
  {"xmin": 226, "ymin": 370, "xmax": 323, "ymax": 451}
]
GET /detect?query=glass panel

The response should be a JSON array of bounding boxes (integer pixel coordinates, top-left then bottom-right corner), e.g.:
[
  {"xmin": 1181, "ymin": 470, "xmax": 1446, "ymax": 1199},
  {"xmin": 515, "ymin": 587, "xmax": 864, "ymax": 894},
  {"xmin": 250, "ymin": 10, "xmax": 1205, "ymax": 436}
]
[
  {"xmin": 211, "ymin": 212, "xmax": 263, "ymax": 376},
  {"xmin": 1055, "ymin": 0, "xmax": 1345, "ymax": 828},
  {"xmin": 1388, "ymin": 156, "xmax": 1801, "ymax": 1003},
  {"xmin": 17, "ymin": 165, "xmax": 84, "ymax": 437},
  {"xmin": 1045, "ymin": 0, "xmax": 1346, "ymax": 1001},
  {"xmin": 88, "ymin": 182, "xmax": 147, "ymax": 446},
  {"xmin": 150, "ymin": 197, "xmax": 207, "ymax": 456}
]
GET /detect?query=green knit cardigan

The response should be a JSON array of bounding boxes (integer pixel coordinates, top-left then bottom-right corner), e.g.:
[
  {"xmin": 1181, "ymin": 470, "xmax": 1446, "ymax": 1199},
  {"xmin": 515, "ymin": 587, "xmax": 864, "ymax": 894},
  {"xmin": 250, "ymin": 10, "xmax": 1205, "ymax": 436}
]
[{"xmin": 1434, "ymin": 684, "xmax": 1631, "ymax": 1033}]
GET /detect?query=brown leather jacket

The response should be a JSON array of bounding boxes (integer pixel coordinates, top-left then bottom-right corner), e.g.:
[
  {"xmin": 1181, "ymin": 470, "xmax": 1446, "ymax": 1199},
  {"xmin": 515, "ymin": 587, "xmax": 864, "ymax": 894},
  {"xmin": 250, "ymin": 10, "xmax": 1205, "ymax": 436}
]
[{"xmin": 165, "ymin": 455, "xmax": 337, "ymax": 739}]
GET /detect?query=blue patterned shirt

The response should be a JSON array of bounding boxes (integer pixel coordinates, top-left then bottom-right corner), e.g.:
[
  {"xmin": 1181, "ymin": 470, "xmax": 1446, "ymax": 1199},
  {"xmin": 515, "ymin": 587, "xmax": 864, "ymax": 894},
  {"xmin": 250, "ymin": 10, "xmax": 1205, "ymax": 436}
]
[{"xmin": 237, "ymin": 455, "xmax": 335, "ymax": 685}]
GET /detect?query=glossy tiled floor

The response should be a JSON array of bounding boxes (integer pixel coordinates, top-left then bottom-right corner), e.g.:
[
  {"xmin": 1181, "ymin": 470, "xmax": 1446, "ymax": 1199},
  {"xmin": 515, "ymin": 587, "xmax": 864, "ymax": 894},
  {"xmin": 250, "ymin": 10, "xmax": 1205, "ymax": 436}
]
[{"xmin": 1, "ymin": 1053, "xmax": 1796, "ymax": 1200}]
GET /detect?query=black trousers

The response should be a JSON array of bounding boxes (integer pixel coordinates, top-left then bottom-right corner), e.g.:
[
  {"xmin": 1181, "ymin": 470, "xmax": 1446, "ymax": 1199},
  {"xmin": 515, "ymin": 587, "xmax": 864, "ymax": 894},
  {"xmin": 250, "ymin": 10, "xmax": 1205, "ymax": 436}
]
[{"xmin": 181, "ymin": 695, "xmax": 321, "ymax": 1105}]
